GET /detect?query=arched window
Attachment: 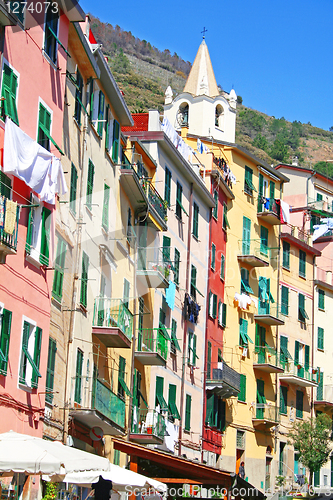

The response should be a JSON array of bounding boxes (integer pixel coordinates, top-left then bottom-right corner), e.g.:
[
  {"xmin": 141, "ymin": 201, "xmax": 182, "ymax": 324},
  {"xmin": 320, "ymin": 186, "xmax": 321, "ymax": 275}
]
[
  {"xmin": 177, "ymin": 103, "xmax": 189, "ymax": 127},
  {"xmin": 215, "ymin": 105, "xmax": 224, "ymax": 129}
]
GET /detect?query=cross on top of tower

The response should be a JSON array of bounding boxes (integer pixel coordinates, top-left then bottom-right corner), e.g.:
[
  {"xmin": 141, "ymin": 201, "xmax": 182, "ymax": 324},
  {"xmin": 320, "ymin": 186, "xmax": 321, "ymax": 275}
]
[{"xmin": 201, "ymin": 27, "xmax": 207, "ymax": 39}]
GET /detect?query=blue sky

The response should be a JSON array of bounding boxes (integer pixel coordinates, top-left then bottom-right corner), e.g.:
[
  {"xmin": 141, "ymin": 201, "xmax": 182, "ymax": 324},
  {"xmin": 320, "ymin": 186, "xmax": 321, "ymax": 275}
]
[{"xmin": 79, "ymin": 0, "xmax": 333, "ymax": 131}]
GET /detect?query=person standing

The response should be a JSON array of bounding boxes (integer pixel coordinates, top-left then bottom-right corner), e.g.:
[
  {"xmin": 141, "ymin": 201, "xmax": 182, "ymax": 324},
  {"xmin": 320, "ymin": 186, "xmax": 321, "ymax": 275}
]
[{"xmin": 238, "ymin": 461, "xmax": 245, "ymax": 479}]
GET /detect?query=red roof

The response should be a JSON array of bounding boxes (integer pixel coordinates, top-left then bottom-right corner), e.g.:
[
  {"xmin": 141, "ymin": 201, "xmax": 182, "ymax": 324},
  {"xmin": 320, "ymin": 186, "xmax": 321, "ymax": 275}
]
[{"xmin": 122, "ymin": 113, "xmax": 149, "ymax": 132}]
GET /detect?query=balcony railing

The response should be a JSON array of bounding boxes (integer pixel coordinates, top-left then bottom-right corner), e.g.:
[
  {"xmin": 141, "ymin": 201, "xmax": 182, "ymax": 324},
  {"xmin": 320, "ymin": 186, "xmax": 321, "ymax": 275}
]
[
  {"xmin": 137, "ymin": 328, "xmax": 169, "ymax": 361},
  {"xmin": 131, "ymin": 408, "xmax": 167, "ymax": 439},
  {"xmin": 93, "ymin": 297, "xmax": 133, "ymax": 341},
  {"xmin": 279, "ymin": 360, "xmax": 318, "ymax": 387},
  {"xmin": 254, "ymin": 346, "xmax": 284, "ymax": 372},
  {"xmin": 147, "ymin": 183, "xmax": 167, "ymax": 222},
  {"xmin": 206, "ymin": 361, "xmax": 240, "ymax": 398},
  {"xmin": 137, "ymin": 247, "xmax": 172, "ymax": 288},
  {"xmin": 257, "ymin": 198, "xmax": 281, "ymax": 218},
  {"xmin": 254, "ymin": 404, "xmax": 280, "ymax": 423},
  {"xmin": 282, "ymin": 224, "xmax": 312, "ymax": 245},
  {"xmin": 0, "ymin": 198, "xmax": 19, "ymax": 254},
  {"xmin": 237, "ymin": 239, "xmax": 270, "ymax": 267},
  {"xmin": 255, "ymin": 303, "xmax": 284, "ymax": 326},
  {"xmin": 308, "ymin": 198, "xmax": 333, "ymax": 213},
  {"xmin": 92, "ymin": 378, "xmax": 126, "ymax": 429}
]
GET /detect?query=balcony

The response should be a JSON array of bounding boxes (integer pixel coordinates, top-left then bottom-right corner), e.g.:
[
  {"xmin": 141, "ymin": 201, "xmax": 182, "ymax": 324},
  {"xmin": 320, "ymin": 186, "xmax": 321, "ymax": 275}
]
[
  {"xmin": 252, "ymin": 404, "xmax": 279, "ymax": 430},
  {"xmin": 137, "ymin": 247, "xmax": 170, "ymax": 289},
  {"xmin": 70, "ymin": 377, "xmax": 125, "ymax": 435},
  {"xmin": 253, "ymin": 346, "xmax": 284, "ymax": 373},
  {"xmin": 135, "ymin": 327, "xmax": 169, "ymax": 366},
  {"xmin": 92, "ymin": 297, "xmax": 133, "ymax": 348},
  {"xmin": 206, "ymin": 362, "xmax": 240, "ymax": 398},
  {"xmin": 237, "ymin": 239, "xmax": 269, "ymax": 267},
  {"xmin": 257, "ymin": 199, "xmax": 282, "ymax": 225},
  {"xmin": 279, "ymin": 361, "xmax": 318, "ymax": 388},
  {"xmin": 281, "ymin": 224, "xmax": 312, "ymax": 246},
  {"xmin": 254, "ymin": 303, "xmax": 285, "ymax": 326},
  {"xmin": 147, "ymin": 182, "xmax": 168, "ymax": 230},
  {"xmin": 130, "ymin": 408, "xmax": 167, "ymax": 445},
  {"xmin": 0, "ymin": 198, "xmax": 19, "ymax": 264},
  {"xmin": 314, "ymin": 384, "xmax": 333, "ymax": 410}
]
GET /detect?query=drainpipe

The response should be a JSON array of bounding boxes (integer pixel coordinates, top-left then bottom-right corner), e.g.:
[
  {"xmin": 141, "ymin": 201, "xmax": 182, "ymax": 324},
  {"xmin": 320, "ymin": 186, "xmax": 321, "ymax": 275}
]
[
  {"xmin": 62, "ymin": 92, "xmax": 88, "ymax": 443},
  {"xmin": 311, "ymin": 255, "xmax": 316, "ymax": 418},
  {"xmin": 178, "ymin": 182, "xmax": 193, "ymax": 456},
  {"xmin": 275, "ymin": 182, "xmax": 283, "ymax": 453}
]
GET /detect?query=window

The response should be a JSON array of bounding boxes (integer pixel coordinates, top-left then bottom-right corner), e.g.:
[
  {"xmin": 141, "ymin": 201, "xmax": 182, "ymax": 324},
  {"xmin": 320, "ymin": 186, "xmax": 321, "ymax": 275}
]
[
  {"xmin": 299, "ymin": 250, "xmax": 306, "ymax": 278},
  {"xmin": 298, "ymin": 293, "xmax": 308, "ymax": 322},
  {"xmin": 168, "ymin": 384, "xmax": 180, "ymax": 420},
  {"xmin": 190, "ymin": 265, "xmax": 197, "ymax": 301},
  {"xmin": 206, "ymin": 393, "xmax": 226, "ymax": 431},
  {"xmin": 296, "ymin": 390, "xmax": 303, "ymax": 418},
  {"xmin": 282, "ymin": 241, "xmax": 290, "ymax": 270},
  {"xmin": 239, "ymin": 318, "xmax": 253, "ymax": 347},
  {"xmin": 280, "ymin": 386, "xmax": 288, "ymax": 415},
  {"xmin": 207, "ymin": 341, "xmax": 212, "ymax": 379},
  {"xmin": 211, "ymin": 243, "xmax": 216, "ymax": 270},
  {"xmin": 46, "ymin": 338, "xmax": 57, "ymax": 404},
  {"xmin": 213, "ymin": 190, "xmax": 218, "ymax": 219},
  {"xmin": 155, "ymin": 376, "xmax": 168, "ymax": 410},
  {"xmin": 37, "ymin": 103, "xmax": 51, "ymax": 151},
  {"xmin": 44, "ymin": 8, "xmax": 59, "ymax": 64},
  {"xmin": 80, "ymin": 252, "xmax": 89, "ymax": 308},
  {"xmin": 74, "ymin": 69, "xmax": 84, "ymax": 125},
  {"xmin": 86, "ymin": 159, "xmax": 95, "ymax": 210},
  {"xmin": 281, "ymin": 286, "xmax": 289, "ymax": 316},
  {"xmin": 1, "ymin": 64, "xmax": 19, "ymax": 125},
  {"xmin": 222, "ymin": 202, "xmax": 230, "ymax": 230},
  {"xmin": 0, "ymin": 308, "xmax": 12, "ymax": 376},
  {"xmin": 176, "ymin": 181, "xmax": 183, "ymax": 219},
  {"xmin": 52, "ymin": 236, "xmax": 67, "ymax": 302},
  {"xmin": 256, "ymin": 379, "xmax": 266, "ymax": 416},
  {"xmin": 97, "ymin": 91, "xmax": 105, "ymax": 136},
  {"xmin": 112, "ymin": 120, "xmax": 120, "ymax": 163},
  {"xmin": 294, "ymin": 341, "xmax": 310, "ymax": 371},
  {"xmin": 188, "ymin": 331, "xmax": 197, "ymax": 366},
  {"xmin": 236, "ymin": 430, "xmax": 245, "ymax": 448},
  {"xmin": 318, "ymin": 289, "xmax": 325, "ymax": 310},
  {"xmin": 162, "ymin": 235, "xmax": 171, "ymax": 268},
  {"xmin": 318, "ymin": 327, "xmax": 324, "ymax": 350},
  {"xmin": 102, "ymin": 184, "xmax": 110, "ymax": 230},
  {"xmin": 8, "ymin": 1, "xmax": 25, "ymax": 23},
  {"xmin": 218, "ymin": 300, "xmax": 227, "ymax": 327},
  {"xmin": 74, "ymin": 349, "xmax": 83, "ymax": 403},
  {"xmin": 260, "ymin": 226, "xmax": 269, "ymax": 256},
  {"xmin": 280, "ymin": 335, "xmax": 292, "ymax": 366},
  {"xmin": 174, "ymin": 248, "xmax": 180, "ymax": 285},
  {"xmin": 209, "ymin": 291, "xmax": 217, "ymax": 319},
  {"xmin": 105, "ymin": 105, "xmax": 113, "ymax": 152},
  {"xmin": 164, "ymin": 167, "xmax": 171, "ymax": 206},
  {"xmin": 19, "ymin": 320, "xmax": 42, "ymax": 388},
  {"xmin": 118, "ymin": 356, "xmax": 131, "ymax": 399},
  {"xmin": 241, "ymin": 268, "xmax": 253, "ymax": 294},
  {"xmin": 238, "ymin": 374, "xmax": 246, "ymax": 402},
  {"xmin": 185, "ymin": 394, "xmax": 191, "ymax": 431},
  {"xmin": 70, "ymin": 163, "xmax": 78, "ymax": 214},
  {"xmin": 26, "ymin": 199, "xmax": 51, "ymax": 267},
  {"xmin": 220, "ymin": 254, "xmax": 225, "ymax": 281},
  {"xmin": 244, "ymin": 166, "xmax": 256, "ymax": 196},
  {"xmin": 0, "ymin": 171, "xmax": 11, "ymax": 198},
  {"xmin": 317, "ymin": 193, "xmax": 323, "ymax": 202},
  {"xmin": 242, "ymin": 216, "xmax": 251, "ymax": 254},
  {"xmin": 193, "ymin": 202, "xmax": 199, "ymax": 238}
]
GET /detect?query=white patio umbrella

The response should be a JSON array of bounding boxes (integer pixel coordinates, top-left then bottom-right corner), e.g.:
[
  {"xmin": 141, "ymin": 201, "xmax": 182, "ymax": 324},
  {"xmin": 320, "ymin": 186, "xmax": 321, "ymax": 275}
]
[
  {"xmin": 0, "ymin": 431, "xmax": 110, "ymax": 476},
  {"xmin": 45, "ymin": 464, "xmax": 167, "ymax": 492}
]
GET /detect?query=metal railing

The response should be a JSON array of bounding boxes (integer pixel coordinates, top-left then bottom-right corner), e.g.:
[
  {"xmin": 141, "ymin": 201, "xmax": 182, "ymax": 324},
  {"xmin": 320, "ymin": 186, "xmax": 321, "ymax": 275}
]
[
  {"xmin": 207, "ymin": 361, "xmax": 241, "ymax": 391},
  {"xmin": 147, "ymin": 183, "xmax": 167, "ymax": 221},
  {"xmin": 282, "ymin": 224, "xmax": 312, "ymax": 245},
  {"xmin": 131, "ymin": 408, "xmax": 167, "ymax": 438},
  {"xmin": 257, "ymin": 198, "xmax": 281, "ymax": 218},
  {"xmin": 136, "ymin": 327, "xmax": 169, "ymax": 360},
  {"xmin": 257, "ymin": 302, "xmax": 281, "ymax": 318},
  {"xmin": 137, "ymin": 246, "xmax": 172, "ymax": 278},
  {"xmin": 280, "ymin": 360, "xmax": 318, "ymax": 383},
  {"xmin": 93, "ymin": 297, "xmax": 133, "ymax": 340},
  {"xmin": 307, "ymin": 198, "xmax": 333, "ymax": 213},
  {"xmin": 238, "ymin": 239, "xmax": 270, "ymax": 261},
  {"xmin": 0, "ymin": 198, "xmax": 19, "ymax": 251},
  {"xmin": 254, "ymin": 404, "xmax": 280, "ymax": 422},
  {"xmin": 254, "ymin": 346, "xmax": 282, "ymax": 367}
]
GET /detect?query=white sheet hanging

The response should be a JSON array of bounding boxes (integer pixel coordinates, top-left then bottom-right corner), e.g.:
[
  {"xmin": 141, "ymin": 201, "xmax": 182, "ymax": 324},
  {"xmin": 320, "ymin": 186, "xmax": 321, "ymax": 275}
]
[{"xmin": 3, "ymin": 117, "xmax": 67, "ymax": 205}]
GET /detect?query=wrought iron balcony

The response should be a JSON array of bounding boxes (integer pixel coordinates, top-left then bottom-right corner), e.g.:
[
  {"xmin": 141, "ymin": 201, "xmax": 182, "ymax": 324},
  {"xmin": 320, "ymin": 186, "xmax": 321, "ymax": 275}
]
[
  {"xmin": 206, "ymin": 361, "xmax": 240, "ymax": 398},
  {"xmin": 237, "ymin": 239, "xmax": 270, "ymax": 267},
  {"xmin": 135, "ymin": 327, "xmax": 169, "ymax": 366},
  {"xmin": 0, "ymin": 198, "xmax": 19, "ymax": 263},
  {"xmin": 253, "ymin": 346, "xmax": 284, "ymax": 373},
  {"xmin": 130, "ymin": 408, "xmax": 167, "ymax": 445},
  {"xmin": 254, "ymin": 302, "xmax": 285, "ymax": 326},
  {"xmin": 252, "ymin": 404, "xmax": 280, "ymax": 429},
  {"xmin": 257, "ymin": 198, "xmax": 282, "ymax": 225},
  {"xmin": 279, "ymin": 360, "xmax": 318, "ymax": 388},
  {"xmin": 92, "ymin": 297, "xmax": 133, "ymax": 348},
  {"xmin": 137, "ymin": 247, "xmax": 170, "ymax": 289}
]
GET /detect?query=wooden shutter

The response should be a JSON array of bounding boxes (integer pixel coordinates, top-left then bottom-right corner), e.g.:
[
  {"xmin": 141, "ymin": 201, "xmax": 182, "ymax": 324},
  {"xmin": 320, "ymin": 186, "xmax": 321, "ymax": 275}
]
[
  {"xmin": 40, "ymin": 207, "xmax": 51, "ymax": 266},
  {"xmin": 281, "ymin": 286, "xmax": 289, "ymax": 315},
  {"xmin": 46, "ymin": 337, "xmax": 57, "ymax": 403},
  {"xmin": 193, "ymin": 203, "xmax": 199, "ymax": 238},
  {"xmin": 258, "ymin": 173, "xmax": 264, "ymax": 211},
  {"xmin": 260, "ymin": 225, "xmax": 268, "ymax": 256},
  {"xmin": 220, "ymin": 254, "xmax": 225, "ymax": 280},
  {"xmin": 283, "ymin": 241, "xmax": 290, "ymax": 269},
  {"xmin": 213, "ymin": 190, "xmax": 218, "ymax": 219},
  {"xmin": 176, "ymin": 182, "xmax": 182, "ymax": 219},
  {"xmin": 211, "ymin": 243, "xmax": 216, "ymax": 270},
  {"xmin": 185, "ymin": 394, "xmax": 191, "ymax": 431},
  {"xmin": 0, "ymin": 309, "xmax": 12, "ymax": 375},
  {"xmin": 80, "ymin": 252, "xmax": 89, "ymax": 307},
  {"xmin": 257, "ymin": 379, "xmax": 266, "ymax": 403},
  {"xmin": 0, "ymin": 171, "xmax": 11, "ymax": 198},
  {"xmin": 52, "ymin": 237, "xmax": 67, "ymax": 301},
  {"xmin": 296, "ymin": 390, "xmax": 303, "ymax": 418},
  {"xmin": 299, "ymin": 250, "xmax": 306, "ymax": 278},
  {"xmin": 207, "ymin": 341, "xmax": 211, "ymax": 379},
  {"xmin": 163, "ymin": 235, "xmax": 171, "ymax": 263},
  {"xmin": 1, "ymin": 64, "xmax": 19, "ymax": 125},
  {"xmin": 25, "ymin": 195, "xmax": 35, "ymax": 254},
  {"xmin": 238, "ymin": 374, "xmax": 246, "ymax": 402},
  {"xmin": 112, "ymin": 120, "xmax": 120, "ymax": 162},
  {"xmin": 269, "ymin": 181, "xmax": 275, "ymax": 210},
  {"xmin": 192, "ymin": 334, "xmax": 197, "ymax": 366},
  {"xmin": 217, "ymin": 399, "xmax": 226, "ymax": 431},
  {"xmin": 280, "ymin": 386, "xmax": 288, "ymax": 414},
  {"xmin": 222, "ymin": 303, "xmax": 227, "ymax": 328},
  {"xmin": 89, "ymin": 79, "xmax": 94, "ymax": 121},
  {"xmin": 164, "ymin": 167, "xmax": 171, "ymax": 206},
  {"xmin": 317, "ymin": 370, "xmax": 324, "ymax": 401},
  {"xmin": 318, "ymin": 290, "xmax": 325, "ymax": 310},
  {"xmin": 70, "ymin": 164, "xmax": 78, "ymax": 214},
  {"xmin": 97, "ymin": 91, "xmax": 105, "ymax": 136},
  {"xmin": 31, "ymin": 327, "xmax": 42, "ymax": 388},
  {"xmin": 174, "ymin": 248, "xmax": 180, "ymax": 285},
  {"xmin": 242, "ymin": 217, "xmax": 251, "ymax": 254},
  {"xmin": 102, "ymin": 184, "xmax": 110, "ymax": 230},
  {"xmin": 318, "ymin": 327, "xmax": 324, "ymax": 350},
  {"xmin": 74, "ymin": 349, "xmax": 83, "ymax": 403},
  {"xmin": 212, "ymin": 294, "xmax": 217, "ymax": 319},
  {"xmin": 105, "ymin": 104, "xmax": 110, "ymax": 150},
  {"xmin": 304, "ymin": 345, "xmax": 310, "ymax": 370},
  {"xmin": 205, "ymin": 392, "xmax": 214, "ymax": 425},
  {"xmin": 294, "ymin": 341, "xmax": 300, "ymax": 365},
  {"xmin": 86, "ymin": 160, "xmax": 95, "ymax": 209}
]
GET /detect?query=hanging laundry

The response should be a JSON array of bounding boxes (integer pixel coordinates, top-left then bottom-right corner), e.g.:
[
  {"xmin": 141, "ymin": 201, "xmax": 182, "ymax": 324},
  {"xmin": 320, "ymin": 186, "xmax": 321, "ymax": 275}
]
[
  {"xmin": 4, "ymin": 199, "xmax": 17, "ymax": 235},
  {"xmin": 264, "ymin": 198, "xmax": 270, "ymax": 210},
  {"xmin": 165, "ymin": 281, "xmax": 176, "ymax": 311},
  {"xmin": 313, "ymin": 224, "xmax": 329, "ymax": 241},
  {"xmin": 184, "ymin": 293, "xmax": 200, "ymax": 323},
  {"xmin": 280, "ymin": 200, "xmax": 290, "ymax": 224},
  {"xmin": 234, "ymin": 292, "xmax": 252, "ymax": 310}
]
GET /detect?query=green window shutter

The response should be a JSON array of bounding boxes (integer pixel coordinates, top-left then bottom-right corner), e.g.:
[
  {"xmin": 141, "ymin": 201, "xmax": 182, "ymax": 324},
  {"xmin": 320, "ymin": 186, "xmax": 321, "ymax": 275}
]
[
  {"xmin": 283, "ymin": 241, "xmax": 290, "ymax": 269},
  {"xmin": 257, "ymin": 379, "xmax": 266, "ymax": 404},
  {"xmin": 38, "ymin": 103, "xmax": 51, "ymax": 151},
  {"xmin": 0, "ymin": 171, "xmax": 12, "ymax": 198},
  {"xmin": 174, "ymin": 248, "xmax": 180, "ymax": 285},
  {"xmin": 280, "ymin": 386, "xmax": 288, "ymax": 415},
  {"xmin": 123, "ymin": 278, "xmax": 130, "ymax": 308},
  {"xmin": 241, "ymin": 268, "xmax": 254, "ymax": 294},
  {"xmin": 298, "ymin": 293, "xmax": 308, "ymax": 321},
  {"xmin": 74, "ymin": 349, "xmax": 83, "ymax": 403},
  {"xmin": 223, "ymin": 202, "xmax": 230, "ymax": 230},
  {"xmin": 70, "ymin": 163, "xmax": 78, "ymax": 214},
  {"xmin": 74, "ymin": 69, "xmax": 84, "ymax": 125},
  {"xmin": 118, "ymin": 356, "xmax": 132, "ymax": 398},
  {"xmin": 318, "ymin": 327, "xmax": 324, "ymax": 350},
  {"xmin": 164, "ymin": 167, "xmax": 171, "ymax": 206},
  {"xmin": 31, "ymin": 326, "xmax": 42, "ymax": 388},
  {"xmin": 105, "ymin": 105, "xmax": 110, "ymax": 150},
  {"xmin": 192, "ymin": 334, "xmax": 197, "ymax": 366},
  {"xmin": 242, "ymin": 216, "xmax": 251, "ymax": 254},
  {"xmin": 19, "ymin": 321, "xmax": 30, "ymax": 384},
  {"xmin": 0, "ymin": 309, "xmax": 12, "ymax": 375},
  {"xmin": 80, "ymin": 252, "xmax": 89, "ymax": 308},
  {"xmin": 185, "ymin": 394, "xmax": 191, "ymax": 431},
  {"xmin": 260, "ymin": 225, "xmax": 269, "ymax": 256},
  {"xmin": 269, "ymin": 181, "xmax": 275, "ymax": 210},
  {"xmin": 318, "ymin": 289, "xmax": 325, "ymax": 310},
  {"xmin": 190, "ymin": 265, "xmax": 197, "ymax": 301},
  {"xmin": 193, "ymin": 202, "xmax": 199, "ymax": 238},
  {"xmin": 207, "ymin": 341, "xmax": 212, "ymax": 379},
  {"xmin": 171, "ymin": 319, "xmax": 181, "ymax": 351},
  {"xmin": 244, "ymin": 166, "xmax": 256, "ymax": 195},
  {"xmin": 163, "ymin": 235, "xmax": 171, "ymax": 264},
  {"xmin": 212, "ymin": 294, "xmax": 217, "ymax": 319},
  {"xmin": 317, "ymin": 370, "xmax": 324, "ymax": 401},
  {"xmin": 317, "ymin": 193, "xmax": 323, "ymax": 201},
  {"xmin": 258, "ymin": 173, "xmax": 264, "ymax": 211},
  {"xmin": 211, "ymin": 243, "xmax": 216, "ymax": 270},
  {"xmin": 1, "ymin": 64, "xmax": 19, "ymax": 125},
  {"xmin": 86, "ymin": 160, "xmax": 95, "ymax": 210},
  {"xmin": 155, "ymin": 375, "xmax": 168, "ymax": 410},
  {"xmin": 217, "ymin": 399, "xmax": 226, "ymax": 431},
  {"xmin": 97, "ymin": 91, "xmax": 105, "ymax": 136},
  {"xmin": 102, "ymin": 184, "xmax": 110, "ymax": 230},
  {"xmin": 168, "ymin": 384, "xmax": 180, "ymax": 419},
  {"xmin": 205, "ymin": 392, "xmax": 214, "ymax": 425},
  {"xmin": 46, "ymin": 337, "xmax": 57, "ymax": 403},
  {"xmin": 299, "ymin": 250, "xmax": 306, "ymax": 278},
  {"xmin": 213, "ymin": 190, "xmax": 218, "ymax": 219},
  {"xmin": 40, "ymin": 207, "xmax": 51, "ymax": 266},
  {"xmin": 222, "ymin": 303, "xmax": 227, "ymax": 328},
  {"xmin": 52, "ymin": 237, "xmax": 67, "ymax": 301},
  {"xmin": 280, "ymin": 335, "xmax": 292, "ymax": 364},
  {"xmin": 112, "ymin": 120, "xmax": 120, "ymax": 162},
  {"xmin": 281, "ymin": 286, "xmax": 289, "ymax": 315},
  {"xmin": 305, "ymin": 344, "xmax": 310, "ymax": 370},
  {"xmin": 296, "ymin": 390, "xmax": 303, "ymax": 418},
  {"xmin": 220, "ymin": 254, "xmax": 225, "ymax": 281},
  {"xmin": 176, "ymin": 181, "xmax": 183, "ymax": 219},
  {"xmin": 89, "ymin": 79, "xmax": 94, "ymax": 121},
  {"xmin": 238, "ymin": 374, "xmax": 246, "ymax": 402},
  {"xmin": 294, "ymin": 341, "xmax": 300, "ymax": 365}
]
